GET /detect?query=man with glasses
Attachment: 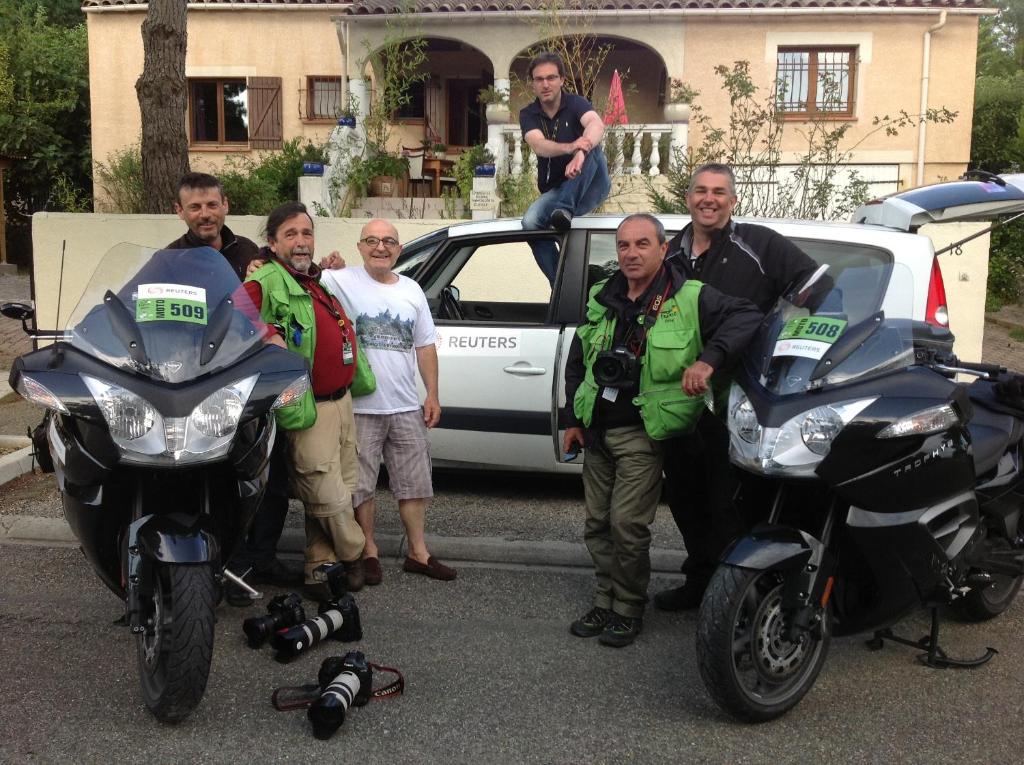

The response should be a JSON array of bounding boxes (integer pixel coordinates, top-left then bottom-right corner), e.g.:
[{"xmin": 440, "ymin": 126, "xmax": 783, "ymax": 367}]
[
  {"xmin": 519, "ymin": 51, "xmax": 611, "ymax": 283},
  {"xmin": 320, "ymin": 219, "xmax": 455, "ymax": 586}
]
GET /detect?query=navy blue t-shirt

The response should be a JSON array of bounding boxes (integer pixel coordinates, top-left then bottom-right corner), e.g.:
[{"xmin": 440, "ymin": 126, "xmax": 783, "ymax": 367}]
[{"xmin": 519, "ymin": 93, "xmax": 595, "ymax": 193}]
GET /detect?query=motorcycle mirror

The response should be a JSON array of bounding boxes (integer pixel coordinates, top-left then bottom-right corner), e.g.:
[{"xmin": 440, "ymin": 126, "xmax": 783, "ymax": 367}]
[{"xmin": 1, "ymin": 301, "xmax": 34, "ymax": 322}]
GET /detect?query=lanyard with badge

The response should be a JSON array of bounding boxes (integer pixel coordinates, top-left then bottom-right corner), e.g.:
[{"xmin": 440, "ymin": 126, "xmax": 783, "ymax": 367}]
[{"xmin": 307, "ymin": 284, "xmax": 355, "ymax": 366}]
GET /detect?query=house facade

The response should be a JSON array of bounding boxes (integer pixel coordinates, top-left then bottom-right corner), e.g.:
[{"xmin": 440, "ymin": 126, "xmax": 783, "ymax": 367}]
[{"xmin": 83, "ymin": 0, "xmax": 990, "ymax": 211}]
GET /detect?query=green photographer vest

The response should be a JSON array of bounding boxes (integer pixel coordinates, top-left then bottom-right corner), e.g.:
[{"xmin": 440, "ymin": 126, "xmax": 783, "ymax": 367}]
[
  {"xmin": 247, "ymin": 260, "xmax": 317, "ymax": 431},
  {"xmin": 573, "ymin": 278, "xmax": 705, "ymax": 440}
]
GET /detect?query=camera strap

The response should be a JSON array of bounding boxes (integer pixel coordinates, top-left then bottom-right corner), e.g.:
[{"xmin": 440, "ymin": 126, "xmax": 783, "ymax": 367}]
[
  {"xmin": 271, "ymin": 663, "xmax": 405, "ymax": 711},
  {"xmin": 624, "ymin": 265, "xmax": 672, "ymax": 354}
]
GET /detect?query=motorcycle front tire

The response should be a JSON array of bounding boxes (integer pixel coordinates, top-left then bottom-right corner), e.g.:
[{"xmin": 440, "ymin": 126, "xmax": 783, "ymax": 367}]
[
  {"xmin": 136, "ymin": 563, "xmax": 216, "ymax": 723},
  {"xmin": 696, "ymin": 565, "xmax": 830, "ymax": 723}
]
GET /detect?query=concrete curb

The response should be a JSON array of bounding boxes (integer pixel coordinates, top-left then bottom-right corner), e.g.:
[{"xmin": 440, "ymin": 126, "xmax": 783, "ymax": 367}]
[
  {"xmin": 0, "ymin": 442, "xmax": 33, "ymax": 487},
  {"xmin": 0, "ymin": 514, "xmax": 687, "ymax": 573}
]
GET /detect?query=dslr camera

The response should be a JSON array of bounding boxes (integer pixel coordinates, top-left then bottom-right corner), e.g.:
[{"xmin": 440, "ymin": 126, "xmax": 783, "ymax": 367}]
[
  {"xmin": 242, "ymin": 592, "xmax": 305, "ymax": 648},
  {"xmin": 593, "ymin": 346, "xmax": 640, "ymax": 389}
]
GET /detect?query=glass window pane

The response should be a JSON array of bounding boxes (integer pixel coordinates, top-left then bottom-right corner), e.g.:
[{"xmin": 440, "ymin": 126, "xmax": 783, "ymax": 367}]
[
  {"xmin": 190, "ymin": 81, "xmax": 219, "ymax": 142},
  {"xmin": 222, "ymin": 81, "xmax": 248, "ymax": 142},
  {"xmin": 776, "ymin": 51, "xmax": 810, "ymax": 112},
  {"xmin": 311, "ymin": 78, "xmax": 341, "ymax": 119},
  {"xmin": 816, "ymin": 51, "xmax": 851, "ymax": 112}
]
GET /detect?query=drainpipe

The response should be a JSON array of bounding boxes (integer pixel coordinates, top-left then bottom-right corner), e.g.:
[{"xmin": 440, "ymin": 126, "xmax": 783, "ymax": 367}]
[
  {"xmin": 338, "ymin": 20, "xmax": 350, "ymax": 113},
  {"xmin": 916, "ymin": 10, "xmax": 947, "ymax": 186}
]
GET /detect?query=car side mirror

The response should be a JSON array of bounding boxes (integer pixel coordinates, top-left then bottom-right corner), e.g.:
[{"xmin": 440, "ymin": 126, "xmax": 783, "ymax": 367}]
[{"xmin": 1, "ymin": 302, "xmax": 34, "ymax": 322}]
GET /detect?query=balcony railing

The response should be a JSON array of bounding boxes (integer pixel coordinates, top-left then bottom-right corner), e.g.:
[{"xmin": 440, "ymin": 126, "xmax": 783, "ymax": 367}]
[{"xmin": 491, "ymin": 123, "xmax": 681, "ymax": 179}]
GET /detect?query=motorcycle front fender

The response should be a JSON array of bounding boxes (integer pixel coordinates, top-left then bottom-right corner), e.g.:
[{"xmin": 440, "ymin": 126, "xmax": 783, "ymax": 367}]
[
  {"xmin": 133, "ymin": 513, "xmax": 220, "ymax": 564},
  {"xmin": 722, "ymin": 524, "xmax": 818, "ymax": 572}
]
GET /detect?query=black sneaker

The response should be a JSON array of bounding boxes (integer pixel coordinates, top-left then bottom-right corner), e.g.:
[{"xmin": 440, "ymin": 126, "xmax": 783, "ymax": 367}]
[
  {"xmin": 548, "ymin": 208, "xmax": 573, "ymax": 232},
  {"xmin": 652, "ymin": 579, "xmax": 708, "ymax": 612},
  {"xmin": 598, "ymin": 614, "xmax": 643, "ymax": 647},
  {"xmin": 570, "ymin": 606, "xmax": 613, "ymax": 638}
]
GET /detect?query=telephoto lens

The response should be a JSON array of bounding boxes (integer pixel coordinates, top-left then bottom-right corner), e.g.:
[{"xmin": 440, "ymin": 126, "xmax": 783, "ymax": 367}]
[
  {"xmin": 242, "ymin": 592, "xmax": 305, "ymax": 649},
  {"xmin": 307, "ymin": 652, "xmax": 373, "ymax": 739},
  {"xmin": 271, "ymin": 593, "xmax": 361, "ymax": 661}
]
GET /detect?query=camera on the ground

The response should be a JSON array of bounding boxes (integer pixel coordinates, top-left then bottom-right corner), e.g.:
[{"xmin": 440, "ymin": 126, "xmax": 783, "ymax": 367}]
[{"xmin": 593, "ymin": 346, "xmax": 640, "ymax": 389}]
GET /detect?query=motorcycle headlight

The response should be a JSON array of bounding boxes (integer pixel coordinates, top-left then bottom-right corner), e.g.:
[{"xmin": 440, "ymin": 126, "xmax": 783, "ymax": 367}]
[
  {"xmin": 729, "ymin": 387, "xmax": 876, "ymax": 477},
  {"xmin": 191, "ymin": 376, "xmax": 258, "ymax": 438},
  {"xmin": 729, "ymin": 386, "xmax": 761, "ymax": 445},
  {"xmin": 81, "ymin": 374, "xmax": 259, "ymax": 464},
  {"xmin": 81, "ymin": 375, "xmax": 164, "ymax": 455}
]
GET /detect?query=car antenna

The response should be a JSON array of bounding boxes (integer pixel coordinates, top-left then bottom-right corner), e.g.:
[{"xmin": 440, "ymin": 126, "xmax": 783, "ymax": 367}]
[{"xmin": 49, "ymin": 240, "xmax": 67, "ymax": 368}]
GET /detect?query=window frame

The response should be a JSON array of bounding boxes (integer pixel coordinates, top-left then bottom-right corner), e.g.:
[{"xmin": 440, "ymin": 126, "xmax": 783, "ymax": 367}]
[
  {"xmin": 775, "ymin": 46, "xmax": 858, "ymax": 120},
  {"xmin": 305, "ymin": 75, "xmax": 342, "ymax": 122},
  {"xmin": 187, "ymin": 77, "xmax": 249, "ymax": 146}
]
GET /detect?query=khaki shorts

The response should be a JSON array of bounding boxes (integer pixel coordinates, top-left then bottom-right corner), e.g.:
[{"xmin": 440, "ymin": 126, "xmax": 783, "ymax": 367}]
[{"xmin": 353, "ymin": 410, "xmax": 433, "ymax": 506}]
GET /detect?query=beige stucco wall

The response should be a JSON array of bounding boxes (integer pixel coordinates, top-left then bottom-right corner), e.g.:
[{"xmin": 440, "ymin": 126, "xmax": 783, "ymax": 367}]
[
  {"xmin": 30, "ymin": 213, "xmax": 445, "ymax": 332},
  {"xmin": 86, "ymin": 9, "xmax": 980, "ymax": 206},
  {"xmin": 87, "ymin": 8, "xmax": 343, "ymax": 208}
]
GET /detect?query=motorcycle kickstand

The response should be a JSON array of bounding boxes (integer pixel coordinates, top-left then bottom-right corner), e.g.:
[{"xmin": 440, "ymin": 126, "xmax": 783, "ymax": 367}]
[
  {"xmin": 223, "ymin": 567, "xmax": 263, "ymax": 602},
  {"xmin": 864, "ymin": 607, "xmax": 998, "ymax": 669}
]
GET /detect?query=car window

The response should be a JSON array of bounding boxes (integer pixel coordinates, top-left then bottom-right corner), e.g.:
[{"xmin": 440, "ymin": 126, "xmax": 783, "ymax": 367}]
[{"xmin": 421, "ymin": 236, "xmax": 559, "ymax": 324}]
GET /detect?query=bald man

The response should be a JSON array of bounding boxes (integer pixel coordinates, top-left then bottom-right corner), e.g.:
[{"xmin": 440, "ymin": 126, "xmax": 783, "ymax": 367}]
[{"xmin": 319, "ymin": 220, "xmax": 455, "ymax": 586}]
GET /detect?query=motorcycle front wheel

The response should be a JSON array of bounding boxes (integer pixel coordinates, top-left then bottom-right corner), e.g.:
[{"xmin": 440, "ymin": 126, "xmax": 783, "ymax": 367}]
[
  {"xmin": 696, "ymin": 566, "xmax": 830, "ymax": 723},
  {"xmin": 136, "ymin": 563, "xmax": 216, "ymax": 723}
]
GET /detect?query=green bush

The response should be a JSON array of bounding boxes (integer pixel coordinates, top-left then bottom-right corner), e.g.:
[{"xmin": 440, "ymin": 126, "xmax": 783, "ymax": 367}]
[
  {"xmin": 987, "ymin": 217, "xmax": 1024, "ymax": 308},
  {"xmin": 94, "ymin": 145, "xmax": 145, "ymax": 214},
  {"xmin": 452, "ymin": 144, "xmax": 495, "ymax": 206},
  {"xmin": 217, "ymin": 138, "xmax": 327, "ymax": 215}
]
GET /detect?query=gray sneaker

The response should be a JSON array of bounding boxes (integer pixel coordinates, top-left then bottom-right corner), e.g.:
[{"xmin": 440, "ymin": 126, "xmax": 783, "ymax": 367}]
[{"xmin": 570, "ymin": 606, "xmax": 613, "ymax": 638}]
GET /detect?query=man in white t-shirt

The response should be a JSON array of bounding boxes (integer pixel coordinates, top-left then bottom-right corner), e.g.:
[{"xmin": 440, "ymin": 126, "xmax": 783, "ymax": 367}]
[{"xmin": 320, "ymin": 218, "xmax": 456, "ymax": 585}]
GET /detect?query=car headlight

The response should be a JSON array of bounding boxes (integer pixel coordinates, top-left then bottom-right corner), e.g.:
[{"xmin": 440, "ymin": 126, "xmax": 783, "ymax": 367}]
[
  {"xmin": 81, "ymin": 374, "xmax": 259, "ymax": 464},
  {"xmin": 729, "ymin": 384, "xmax": 876, "ymax": 477}
]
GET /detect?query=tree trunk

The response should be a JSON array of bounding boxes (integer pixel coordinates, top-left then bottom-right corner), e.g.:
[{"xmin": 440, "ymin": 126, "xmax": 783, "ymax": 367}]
[{"xmin": 135, "ymin": 0, "xmax": 189, "ymax": 214}]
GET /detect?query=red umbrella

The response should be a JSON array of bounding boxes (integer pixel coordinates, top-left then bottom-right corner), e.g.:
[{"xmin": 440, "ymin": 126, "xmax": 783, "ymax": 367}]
[{"xmin": 602, "ymin": 69, "xmax": 628, "ymax": 125}]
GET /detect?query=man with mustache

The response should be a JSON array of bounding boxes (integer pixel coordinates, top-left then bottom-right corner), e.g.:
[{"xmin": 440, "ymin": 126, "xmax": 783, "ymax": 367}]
[{"xmin": 242, "ymin": 202, "xmax": 367, "ymax": 598}]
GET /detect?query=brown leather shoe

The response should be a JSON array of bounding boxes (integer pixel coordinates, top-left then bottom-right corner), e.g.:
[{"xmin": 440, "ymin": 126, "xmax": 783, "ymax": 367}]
[
  {"xmin": 364, "ymin": 556, "xmax": 383, "ymax": 586},
  {"xmin": 402, "ymin": 556, "xmax": 457, "ymax": 581}
]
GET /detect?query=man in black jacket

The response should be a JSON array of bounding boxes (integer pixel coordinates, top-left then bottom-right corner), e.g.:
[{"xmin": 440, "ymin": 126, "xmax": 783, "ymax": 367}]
[
  {"xmin": 167, "ymin": 172, "xmax": 261, "ymax": 280},
  {"xmin": 654, "ymin": 163, "xmax": 820, "ymax": 611},
  {"xmin": 167, "ymin": 172, "xmax": 299, "ymax": 597}
]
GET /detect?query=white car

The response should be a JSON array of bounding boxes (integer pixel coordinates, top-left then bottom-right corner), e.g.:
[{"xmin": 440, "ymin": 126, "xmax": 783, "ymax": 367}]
[{"xmin": 395, "ymin": 174, "xmax": 1024, "ymax": 473}]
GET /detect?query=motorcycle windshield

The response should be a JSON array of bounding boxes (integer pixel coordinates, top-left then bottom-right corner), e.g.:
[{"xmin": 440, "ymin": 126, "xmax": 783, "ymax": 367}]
[
  {"xmin": 751, "ymin": 261, "xmax": 916, "ymax": 395},
  {"xmin": 66, "ymin": 244, "xmax": 265, "ymax": 383}
]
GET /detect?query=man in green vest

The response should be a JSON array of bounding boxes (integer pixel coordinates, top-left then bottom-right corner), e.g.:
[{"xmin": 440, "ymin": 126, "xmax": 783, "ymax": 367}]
[
  {"xmin": 563, "ymin": 213, "xmax": 761, "ymax": 647},
  {"xmin": 243, "ymin": 202, "xmax": 366, "ymax": 598}
]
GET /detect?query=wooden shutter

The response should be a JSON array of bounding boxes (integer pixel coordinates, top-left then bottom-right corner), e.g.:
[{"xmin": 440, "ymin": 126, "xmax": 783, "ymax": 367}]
[{"xmin": 248, "ymin": 76, "xmax": 283, "ymax": 149}]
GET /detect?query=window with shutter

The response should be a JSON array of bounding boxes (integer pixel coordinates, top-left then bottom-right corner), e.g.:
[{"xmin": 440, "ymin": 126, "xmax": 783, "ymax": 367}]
[{"xmin": 248, "ymin": 76, "xmax": 284, "ymax": 150}]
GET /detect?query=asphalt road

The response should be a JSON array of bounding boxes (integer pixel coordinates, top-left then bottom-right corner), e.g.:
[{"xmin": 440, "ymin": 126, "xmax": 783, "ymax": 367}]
[{"xmin": 2, "ymin": 542, "xmax": 1023, "ymax": 764}]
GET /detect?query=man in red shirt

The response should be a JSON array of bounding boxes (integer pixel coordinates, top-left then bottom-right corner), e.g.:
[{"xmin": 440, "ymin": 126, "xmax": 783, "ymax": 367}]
[{"xmin": 244, "ymin": 202, "xmax": 366, "ymax": 597}]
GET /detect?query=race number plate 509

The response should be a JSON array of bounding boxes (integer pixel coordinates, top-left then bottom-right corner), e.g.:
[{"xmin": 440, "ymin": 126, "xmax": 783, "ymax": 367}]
[{"xmin": 136, "ymin": 298, "xmax": 207, "ymax": 325}]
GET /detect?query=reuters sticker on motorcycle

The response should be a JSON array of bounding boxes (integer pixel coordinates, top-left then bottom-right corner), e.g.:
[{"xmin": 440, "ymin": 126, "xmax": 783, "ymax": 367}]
[
  {"xmin": 773, "ymin": 316, "xmax": 847, "ymax": 360},
  {"xmin": 135, "ymin": 283, "xmax": 208, "ymax": 325}
]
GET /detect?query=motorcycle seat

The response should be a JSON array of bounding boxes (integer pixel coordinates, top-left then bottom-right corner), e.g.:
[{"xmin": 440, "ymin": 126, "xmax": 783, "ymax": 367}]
[{"xmin": 966, "ymin": 393, "xmax": 1024, "ymax": 476}]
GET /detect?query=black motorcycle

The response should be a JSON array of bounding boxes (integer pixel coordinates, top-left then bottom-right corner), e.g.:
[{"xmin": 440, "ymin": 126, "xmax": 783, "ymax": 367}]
[
  {"xmin": 695, "ymin": 262, "xmax": 1024, "ymax": 722},
  {"xmin": 2, "ymin": 245, "xmax": 310, "ymax": 722}
]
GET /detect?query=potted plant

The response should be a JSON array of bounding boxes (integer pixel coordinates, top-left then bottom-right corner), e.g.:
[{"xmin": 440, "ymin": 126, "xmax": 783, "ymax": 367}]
[
  {"xmin": 337, "ymin": 95, "xmax": 359, "ymax": 128},
  {"xmin": 432, "ymin": 142, "xmax": 448, "ymax": 157},
  {"xmin": 478, "ymin": 85, "xmax": 511, "ymax": 124},
  {"xmin": 664, "ymin": 79, "xmax": 695, "ymax": 123},
  {"xmin": 366, "ymin": 150, "xmax": 409, "ymax": 197}
]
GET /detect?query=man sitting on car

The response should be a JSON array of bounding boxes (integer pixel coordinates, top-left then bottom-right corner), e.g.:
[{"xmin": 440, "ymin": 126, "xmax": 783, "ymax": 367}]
[{"xmin": 562, "ymin": 213, "xmax": 761, "ymax": 647}]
